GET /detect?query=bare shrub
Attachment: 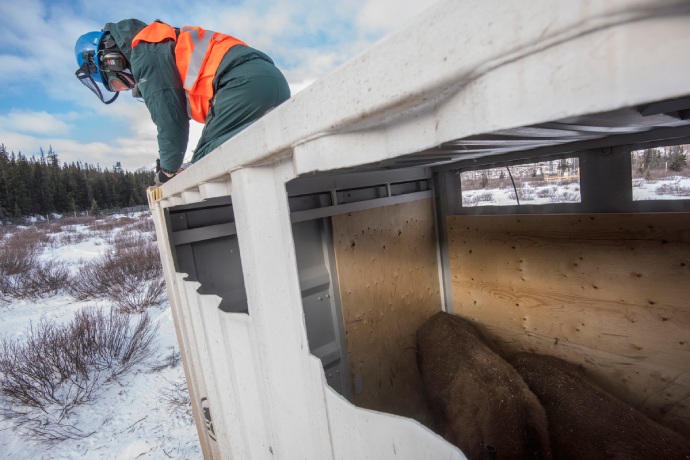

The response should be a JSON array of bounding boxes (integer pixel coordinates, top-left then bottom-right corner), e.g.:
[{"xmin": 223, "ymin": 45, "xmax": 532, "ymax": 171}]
[
  {"xmin": 160, "ymin": 378, "xmax": 194, "ymax": 422},
  {"xmin": 88, "ymin": 218, "xmax": 121, "ymax": 238},
  {"xmin": 69, "ymin": 234, "xmax": 165, "ymax": 313},
  {"xmin": 50, "ymin": 216, "xmax": 96, "ymax": 228},
  {"xmin": 7, "ymin": 226, "xmax": 51, "ymax": 248},
  {"xmin": 655, "ymin": 182, "xmax": 690, "ymax": 197},
  {"xmin": 23, "ymin": 260, "xmax": 70, "ymax": 298},
  {"xmin": 114, "ymin": 216, "xmax": 137, "ymax": 227},
  {"xmin": 0, "ymin": 229, "xmax": 68, "ymax": 302},
  {"xmin": 110, "ymin": 230, "xmax": 155, "ymax": 250},
  {"xmin": 149, "ymin": 346, "xmax": 182, "ymax": 373},
  {"xmin": 0, "ymin": 232, "xmax": 39, "ymax": 276},
  {"xmin": 508, "ymin": 187, "xmax": 536, "ymax": 202},
  {"xmin": 0, "ymin": 307, "xmax": 157, "ymax": 442},
  {"xmin": 537, "ymin": 187, "xmax": 555, "ymax": 199},
  {"xmin": 128, "ymin": 214, "xmax": 155, "ymax": 234},
  {"xmin": 51, "ymin": 231, "xmax": 91, "ymax": 247},
  {"xmin": 462, "ymin": 191, "xmax": 494, "ymax": 207},
  {"xmin": 632, "ymin": 179, "xmax": 645, "ymax": 189},
  {"xmin": 548, "ymin": 191, "xmax": 580, "ymax": 203}
]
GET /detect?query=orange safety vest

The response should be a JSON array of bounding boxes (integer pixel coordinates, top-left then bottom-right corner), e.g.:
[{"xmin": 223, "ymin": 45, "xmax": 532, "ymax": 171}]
[{"xmin": 132, "ymin": 22, "xmax": 247, "ymax": 123}]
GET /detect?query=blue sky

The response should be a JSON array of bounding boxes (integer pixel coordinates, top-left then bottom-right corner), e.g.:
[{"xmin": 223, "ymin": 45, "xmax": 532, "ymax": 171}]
[{"xmin": 0, "ymin": 0, "xmax": 437, "ymax": 171}]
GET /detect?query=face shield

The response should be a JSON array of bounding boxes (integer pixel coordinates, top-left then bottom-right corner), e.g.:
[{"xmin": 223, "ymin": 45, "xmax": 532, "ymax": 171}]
[{"xmin": 75, "ymin": 50, "xmax": 119, "ymax": 104}]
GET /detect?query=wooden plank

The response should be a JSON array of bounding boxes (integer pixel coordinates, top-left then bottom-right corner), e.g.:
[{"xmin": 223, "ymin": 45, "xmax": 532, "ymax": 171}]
[
  {"xmin": 447, "ymin": 213, "xmax": 690, "ymax": 437},
  {"xmin": 332, "ymin": 199, "xmax": 442, "ymax": 424}
]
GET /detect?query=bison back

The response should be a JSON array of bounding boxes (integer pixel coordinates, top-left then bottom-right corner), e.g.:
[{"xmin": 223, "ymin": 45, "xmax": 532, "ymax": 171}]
[
  {"xmin": 417, "ymin": 312, "xmax": 552, "ymax": 460},
  {"xmin": 511, "ymin": 352, "xmax": 690, "ymax": 460}
]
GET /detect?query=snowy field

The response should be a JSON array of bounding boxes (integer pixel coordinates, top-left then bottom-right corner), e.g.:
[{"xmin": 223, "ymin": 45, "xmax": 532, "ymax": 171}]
[
  {"xmin": 0, "ymin": 213, "xmax": 201, "ymax": 459},
  {"xmin": 461, "ymin": 174, "xmax": 690, "ymax": 207}
]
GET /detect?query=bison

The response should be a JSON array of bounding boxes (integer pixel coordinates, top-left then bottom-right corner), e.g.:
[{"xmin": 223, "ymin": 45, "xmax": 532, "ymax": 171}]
[
  {"xmin": 417, "ymin": 312, "xmax": 552, "ymax": 460},
  {"xmin": 511, "ymin": 352, "xmax": 690, "ymax": 460}
]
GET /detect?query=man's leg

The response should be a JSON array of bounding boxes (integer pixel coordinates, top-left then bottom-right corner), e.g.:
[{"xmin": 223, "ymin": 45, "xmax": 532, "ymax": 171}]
[{"xmin": 192, "ymin": 59, "xmax": 290, "ymax": 163}]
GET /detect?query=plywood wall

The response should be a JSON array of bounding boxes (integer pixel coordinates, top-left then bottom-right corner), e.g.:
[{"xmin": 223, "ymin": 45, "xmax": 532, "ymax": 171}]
[
  {"xmin": 447, "ymin": 213, "xmax": 690, "ymax": 437},
  {"xmin": 332, "ymin": 199, "xmax": 442, "ymax": 424}
]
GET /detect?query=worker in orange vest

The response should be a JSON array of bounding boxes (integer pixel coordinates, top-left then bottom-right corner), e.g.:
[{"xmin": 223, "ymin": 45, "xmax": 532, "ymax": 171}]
[{"xmin": 75, "ymin": 19, "xmax": 291, "ymax": 184}]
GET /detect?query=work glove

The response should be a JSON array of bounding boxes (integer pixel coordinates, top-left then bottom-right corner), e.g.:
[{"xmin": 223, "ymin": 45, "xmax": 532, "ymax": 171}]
[
  {"xmin": 154, "ymin": 169, "xmax": 173, "ymax": 185},
  {"xmin": 154, "ymin": 158, "xmax": 175, "ymax": 185}
]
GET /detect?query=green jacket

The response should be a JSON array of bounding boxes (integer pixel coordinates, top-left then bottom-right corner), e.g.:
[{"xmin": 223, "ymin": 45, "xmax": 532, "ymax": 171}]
[{"xmin": 106, "ymin": 19, "xmax": 277, "ymax": 173}]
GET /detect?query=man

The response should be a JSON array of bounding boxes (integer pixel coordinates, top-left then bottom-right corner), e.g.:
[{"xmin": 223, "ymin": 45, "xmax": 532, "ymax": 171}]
[{"xmin": 75, "ymin": 19, "xmax": 291, "ymax": 184}]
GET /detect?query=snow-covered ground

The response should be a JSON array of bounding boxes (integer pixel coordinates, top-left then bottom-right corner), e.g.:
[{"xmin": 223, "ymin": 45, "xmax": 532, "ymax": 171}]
[
  {"xmin": 461, "ymin": 175, "xmax": 690, "ymax": 207},
  {"xmin": 0, "ymin": 213, "xmax": 202, "ymax": 459}
]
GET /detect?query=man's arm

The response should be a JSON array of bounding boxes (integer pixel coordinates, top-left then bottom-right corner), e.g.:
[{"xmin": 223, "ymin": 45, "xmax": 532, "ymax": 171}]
[{"xmin": 130, "ymin": 40, "xmax": 189, "ymax": 173}]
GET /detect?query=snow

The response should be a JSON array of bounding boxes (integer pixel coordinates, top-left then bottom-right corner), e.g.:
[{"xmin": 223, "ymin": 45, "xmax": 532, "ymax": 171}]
[
  {"xmin": 632, "ymin": 175, "xmax": 690, "ymax": 201},
  {"xmin": 0, "ymin": 213, "xmax": 202, "ymax": 459},
  {"xmin": 461, "ymin": 175, "xmax": 690, "ymax": 207}
]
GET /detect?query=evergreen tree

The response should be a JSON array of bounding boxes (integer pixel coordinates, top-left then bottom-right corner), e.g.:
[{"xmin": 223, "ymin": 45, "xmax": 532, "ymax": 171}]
[
  {"xmin": 90, "ymin": 198, "xmax": 100, "ymax": 216},
  {"xmin": 0, "ymin": 143, "xmax": 154, "ymax": 218},
  {"xmin": 48, "ymin": 146, "xmax": 70, "ymax": 212},
  {"xmin": 668, "ymin": 144, "xmax": 688, "ymax": 172},
  {"xmin": 33, "ymin": 148, "xmax": 55, "ymax": 216},
  {"xmin": 12, "ymin": 153, "xmax": 32, "ymax": 216},
  {"xmin": 0, "ymin": 145, "xmax": 9, "ymax": 220}
]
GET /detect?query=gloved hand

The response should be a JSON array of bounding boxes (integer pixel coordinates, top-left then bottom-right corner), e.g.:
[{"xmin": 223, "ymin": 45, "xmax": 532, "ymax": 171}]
[
  {"xmin": 154, "ymin": 169, "xmax": 174, "ymax": 185},
  {"xmin": 154, "ymin": 158, "xmax": 176, "ymax": 185}
]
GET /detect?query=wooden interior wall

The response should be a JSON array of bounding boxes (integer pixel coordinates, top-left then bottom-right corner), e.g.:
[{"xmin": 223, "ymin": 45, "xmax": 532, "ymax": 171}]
[
  {"xmin": 447, "ymin": 213, "xmax": 690, "ymax": 437},
  {"xmin": 332, "ymin": 199, "xmax": 442, "ymax": 424}
]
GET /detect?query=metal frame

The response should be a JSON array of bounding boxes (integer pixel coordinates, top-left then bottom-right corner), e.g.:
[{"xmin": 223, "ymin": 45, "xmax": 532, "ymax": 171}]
[{"xmin": 438, "ymin": 136, "xmax": 690, "ymax": 216}]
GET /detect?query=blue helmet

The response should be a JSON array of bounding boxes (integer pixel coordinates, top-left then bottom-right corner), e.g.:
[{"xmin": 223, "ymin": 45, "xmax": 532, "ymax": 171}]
[
  {"xmin": 75, "ymin": 31, "xmax": 106, "ymax": 84},
  {"xmin": 75, "ymin": 30, "xmax": 135, "ymax": 104}
]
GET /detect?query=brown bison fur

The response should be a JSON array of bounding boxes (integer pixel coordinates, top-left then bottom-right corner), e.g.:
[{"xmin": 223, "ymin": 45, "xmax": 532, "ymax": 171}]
[
  {"xmin": 417, "ymin": 312, "xmax": 552, "ymax": 460},
  {"xmin": 511, "ymin": 352, "xmax": 690, "ymax": 460}
]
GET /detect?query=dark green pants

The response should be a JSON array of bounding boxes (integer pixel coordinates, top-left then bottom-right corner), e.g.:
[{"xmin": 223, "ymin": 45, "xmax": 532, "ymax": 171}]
[{"xmin": 191, "ymin": 58, "xmax": 291, "ymax": 163}]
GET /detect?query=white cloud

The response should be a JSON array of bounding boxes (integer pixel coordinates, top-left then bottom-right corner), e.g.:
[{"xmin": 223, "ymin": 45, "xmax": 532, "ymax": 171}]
[
  {"xmin": 0, "ymin": 110, "xmax": 72, "ymax": 136},
  {"xmin": 0, "ymin": 129, "xmax": 157, "ymax": 172}
]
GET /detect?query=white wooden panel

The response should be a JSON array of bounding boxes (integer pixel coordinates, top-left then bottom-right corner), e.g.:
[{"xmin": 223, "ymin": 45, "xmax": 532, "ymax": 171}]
[
  {"xmin": 199, "ymin": 180, "xmax": 232, "ymax": 200},
  {"xmin": 325, "ymin": 388, "xmax": 465, "ymax": 460},
  {"xmin": 150, "ymin": 202, "xmax": 213, "ymax": 458},
  {"xmin": 194, "ymin": 290, "xmax": 251, "ymax": 459},
  {"xmin": 230, "ymin": 160, "xmax": 333, "ymax": 459},
  {"xmin": 167, "ymin": 276, "xmax": 211, "ymax": 456},
  {"xmin": 180, "ymin": 279, "xmax": 230, "ymax": 457},
  {"xmin": 182, "ymin": 190, "xmax": 202, "ymax": 205},
  {"xmin": 217, "ymin": 313, "xmax": 274, "ymax": 459}
]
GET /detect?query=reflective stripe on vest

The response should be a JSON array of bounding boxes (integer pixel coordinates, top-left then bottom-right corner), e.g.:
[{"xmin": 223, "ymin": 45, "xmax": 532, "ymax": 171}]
[{"xmin": 132, "ymin": 23, "xmax": 247, "ymax": 123}]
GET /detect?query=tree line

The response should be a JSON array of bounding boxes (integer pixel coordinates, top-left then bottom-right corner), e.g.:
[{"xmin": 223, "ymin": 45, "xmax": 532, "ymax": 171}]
[
  {"xmin": 632, "ymin": 144, "xmax": 688, "ymax": 176},
  {"xmin": 0, "ymin": 144, "xmax": 154, "ymax": 220}
]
